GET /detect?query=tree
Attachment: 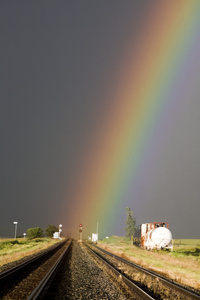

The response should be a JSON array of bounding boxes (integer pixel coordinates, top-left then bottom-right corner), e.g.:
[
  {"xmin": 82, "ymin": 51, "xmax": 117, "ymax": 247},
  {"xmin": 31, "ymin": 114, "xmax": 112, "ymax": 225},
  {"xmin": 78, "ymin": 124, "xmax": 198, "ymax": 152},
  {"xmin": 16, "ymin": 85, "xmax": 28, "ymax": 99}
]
[
  {"xmin": 124, "ymin": 207, "xmax": 136, "ymax": 239},
  {"xmin": 26, "ymin": 227, "xmax": 43, "ymax": 239},
  {"xmin": 45, "ymin": 224, "xmax": 59, "ymax": 237}
]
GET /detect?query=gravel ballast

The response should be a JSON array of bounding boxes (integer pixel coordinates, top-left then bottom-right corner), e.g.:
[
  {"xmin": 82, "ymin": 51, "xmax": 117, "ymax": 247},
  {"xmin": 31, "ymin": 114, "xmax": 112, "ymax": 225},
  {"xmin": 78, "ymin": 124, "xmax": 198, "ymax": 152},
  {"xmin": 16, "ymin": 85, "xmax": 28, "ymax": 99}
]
[{"xmin": 44, "ymin": 240, "xmax": 134, "ymax": 299}]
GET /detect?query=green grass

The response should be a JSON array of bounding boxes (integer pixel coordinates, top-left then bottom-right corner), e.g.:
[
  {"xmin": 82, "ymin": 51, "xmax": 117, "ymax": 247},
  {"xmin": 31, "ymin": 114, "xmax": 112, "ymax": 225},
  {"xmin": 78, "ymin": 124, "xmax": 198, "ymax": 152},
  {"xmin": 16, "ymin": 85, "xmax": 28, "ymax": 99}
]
[
  {"xmin": 0, "ymin": 238, "xmax": 60, "ymax": 266},
  {"xmin": 173, "ymin": 239, "xmax": 200, "ymax": 247},
  {"xmin": 100, "ymin": 236, "xmax": 131, "ymax": 246},
  {"xmin": 0, "ymin": 238, "xmax": 53, "ymax": 253},
  {"xmin": 100, "ymin": 237, "xmax": 200, "ymax": 256}
]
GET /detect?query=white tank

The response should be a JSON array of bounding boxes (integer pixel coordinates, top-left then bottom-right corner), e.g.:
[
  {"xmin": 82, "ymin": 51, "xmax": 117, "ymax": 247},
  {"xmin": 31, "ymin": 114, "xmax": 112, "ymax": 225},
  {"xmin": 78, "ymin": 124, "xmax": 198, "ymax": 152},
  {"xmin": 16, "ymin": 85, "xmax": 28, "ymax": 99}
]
[{"xmin": 150, "ymin": 227, "xmax": 172, "ymax": 249}]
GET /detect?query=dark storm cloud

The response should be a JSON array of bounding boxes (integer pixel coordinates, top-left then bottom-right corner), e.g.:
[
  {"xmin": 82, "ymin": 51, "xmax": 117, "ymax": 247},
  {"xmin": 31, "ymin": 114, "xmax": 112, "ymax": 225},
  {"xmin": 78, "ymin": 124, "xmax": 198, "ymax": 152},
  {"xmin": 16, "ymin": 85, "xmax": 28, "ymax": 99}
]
[{"xmin": 0, "ymin": 1, "xmax": 200, "ymax": 238}]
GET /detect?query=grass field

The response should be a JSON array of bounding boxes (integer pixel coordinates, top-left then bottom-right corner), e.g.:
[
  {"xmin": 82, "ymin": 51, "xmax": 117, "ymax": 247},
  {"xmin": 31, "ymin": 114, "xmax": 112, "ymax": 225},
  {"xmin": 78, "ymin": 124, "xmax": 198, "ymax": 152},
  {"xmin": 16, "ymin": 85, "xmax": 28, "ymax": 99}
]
[
  {"xmin": 98, "ymin": 236, "xmax": 200, "ymax": 290},
  {"xmin": 0, "ymin": 238, "xmax": 60, "ymax": 267}
]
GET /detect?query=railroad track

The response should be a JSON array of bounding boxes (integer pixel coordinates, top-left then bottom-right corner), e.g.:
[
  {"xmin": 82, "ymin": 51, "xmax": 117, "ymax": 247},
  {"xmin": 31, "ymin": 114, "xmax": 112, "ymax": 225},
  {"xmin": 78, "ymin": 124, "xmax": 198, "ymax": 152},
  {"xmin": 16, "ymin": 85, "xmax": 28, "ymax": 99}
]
[
  {"xmin": 1, "ymin": 239, "xmax": 199, "ymax": 299},
  {"xmin": 84, "ymin": 242, "xmax": 200, "ymax": 300},
  {"xmin": 0, "ymin": 239, "xmax": 72, "ymax": 299},
  {"xmin": 0, "ymin": 239, "xmax": 145, "ymax": 299}
]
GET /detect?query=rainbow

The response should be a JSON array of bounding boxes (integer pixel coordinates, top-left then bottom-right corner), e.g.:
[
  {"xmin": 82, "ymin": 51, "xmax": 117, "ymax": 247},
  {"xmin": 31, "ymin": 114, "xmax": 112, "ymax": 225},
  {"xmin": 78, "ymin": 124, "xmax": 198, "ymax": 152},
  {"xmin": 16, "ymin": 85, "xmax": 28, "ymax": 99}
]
[{"xmin": 60, "ymin": 1, "xmax": 200, "ymax": 237}]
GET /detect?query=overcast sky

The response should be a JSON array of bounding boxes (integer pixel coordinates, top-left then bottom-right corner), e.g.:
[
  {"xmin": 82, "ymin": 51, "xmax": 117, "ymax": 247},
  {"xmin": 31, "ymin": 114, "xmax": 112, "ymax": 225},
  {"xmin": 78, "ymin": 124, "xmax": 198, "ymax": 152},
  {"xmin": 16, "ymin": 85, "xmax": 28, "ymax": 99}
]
[{"xmin": 1, "ymin": 1, "xmax": 200, "ymax": 239}]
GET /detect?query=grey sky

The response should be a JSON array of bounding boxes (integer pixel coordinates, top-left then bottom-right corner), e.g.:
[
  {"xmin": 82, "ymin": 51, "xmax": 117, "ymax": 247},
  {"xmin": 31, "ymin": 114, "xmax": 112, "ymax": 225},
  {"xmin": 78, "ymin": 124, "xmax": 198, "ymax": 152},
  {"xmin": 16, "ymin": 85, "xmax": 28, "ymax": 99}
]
[{"xmin": 1, "ymin": 1, "xmax": 200, "ymax": 239}]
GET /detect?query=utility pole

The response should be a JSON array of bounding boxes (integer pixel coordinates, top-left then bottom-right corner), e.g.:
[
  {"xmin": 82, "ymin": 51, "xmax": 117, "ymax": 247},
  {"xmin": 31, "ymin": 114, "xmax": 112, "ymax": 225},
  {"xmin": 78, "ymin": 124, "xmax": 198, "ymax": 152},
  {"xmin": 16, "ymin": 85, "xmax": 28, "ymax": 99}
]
[
  {"xmin": 96, "ymin": 221, "xmax": 99, "ymax": 243},
  {"xmin": 79, "ymin": 224, "xmax": 83, "ymax": 242}
]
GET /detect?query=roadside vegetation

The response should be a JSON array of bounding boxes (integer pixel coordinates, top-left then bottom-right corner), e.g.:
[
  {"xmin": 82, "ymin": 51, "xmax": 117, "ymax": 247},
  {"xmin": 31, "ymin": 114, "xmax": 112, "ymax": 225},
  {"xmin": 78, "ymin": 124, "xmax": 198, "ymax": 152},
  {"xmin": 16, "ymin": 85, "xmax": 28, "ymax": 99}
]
[
  {"xmin": 98, "ymin": 236, "xmax": 200, "ymax": 290},
  {"xmin": 0, "ymin": 238, "xmax": 60, "ymax": 268}
]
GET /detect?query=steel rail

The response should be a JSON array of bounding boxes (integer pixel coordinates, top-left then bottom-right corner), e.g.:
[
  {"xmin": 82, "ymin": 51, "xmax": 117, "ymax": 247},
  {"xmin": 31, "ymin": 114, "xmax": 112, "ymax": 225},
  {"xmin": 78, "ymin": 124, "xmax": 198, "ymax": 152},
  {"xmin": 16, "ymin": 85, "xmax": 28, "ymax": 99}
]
[
  {"xmin": 0, "ymin": 240, "xmax": 67, "ymax": 282},
  {"xmin": 84, "ymin": 243, "xmax": 155, "ymax": 300},
  {"xmin": 88, "ymin": 243, "xmax": 200, "ymax": 300},
  {"xmin": 27, "ymin": 239, "xmax": 72, "ymax": 300}
]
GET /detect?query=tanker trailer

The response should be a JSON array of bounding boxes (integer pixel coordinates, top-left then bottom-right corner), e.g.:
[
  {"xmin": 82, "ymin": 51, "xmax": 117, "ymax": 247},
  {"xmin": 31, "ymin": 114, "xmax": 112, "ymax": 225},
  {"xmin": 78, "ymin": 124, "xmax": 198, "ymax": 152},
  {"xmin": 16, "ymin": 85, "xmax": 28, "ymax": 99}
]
[{"xmin": 145, "ymin": 225, "xmax": 173, "ymax": 250}]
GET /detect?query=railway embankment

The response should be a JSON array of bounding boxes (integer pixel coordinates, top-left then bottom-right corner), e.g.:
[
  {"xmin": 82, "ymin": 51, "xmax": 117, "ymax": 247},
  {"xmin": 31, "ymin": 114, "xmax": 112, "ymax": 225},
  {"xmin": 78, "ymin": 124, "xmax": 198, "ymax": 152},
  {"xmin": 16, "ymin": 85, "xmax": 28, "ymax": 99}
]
[{"xmin": 97, "ymin": 236, "xmax": 200, "ymax": 291}]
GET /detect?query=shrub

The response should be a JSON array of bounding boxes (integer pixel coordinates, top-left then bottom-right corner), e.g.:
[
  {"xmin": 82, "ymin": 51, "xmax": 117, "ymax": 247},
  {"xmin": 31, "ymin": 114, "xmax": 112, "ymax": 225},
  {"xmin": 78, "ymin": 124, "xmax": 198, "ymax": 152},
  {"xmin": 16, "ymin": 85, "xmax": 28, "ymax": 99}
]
[
  {"xmin": 26, "ymin": 227, "xmax": 43, "ymax": 240},
  {"xmin": 45, "ymin": 225, "xmax": 58, "ymax": 237}
]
